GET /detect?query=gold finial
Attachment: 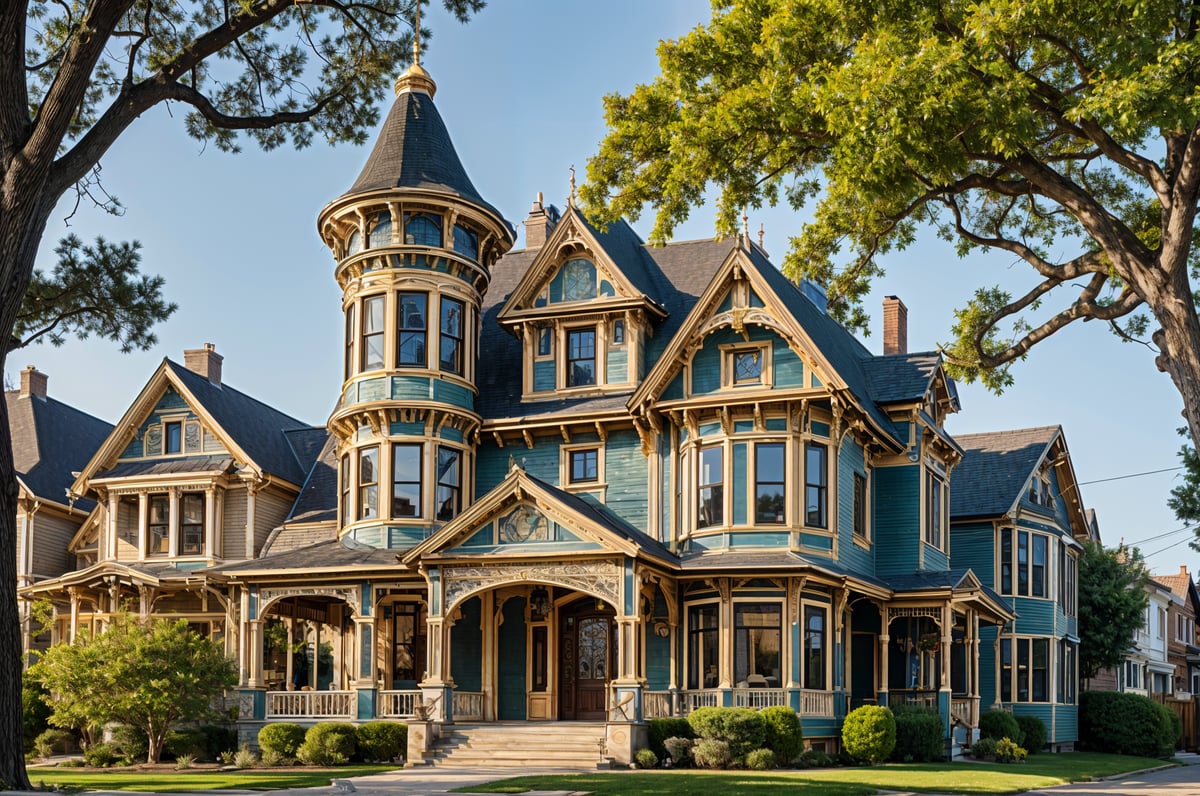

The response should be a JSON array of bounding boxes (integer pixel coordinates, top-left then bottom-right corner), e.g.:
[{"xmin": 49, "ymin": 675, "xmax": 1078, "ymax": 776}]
[
  {"xmin": 413, "ymin": 0, "xmax": 421, "ymax": 66},
  {"xmin": 742, "ymin": 211, "xmax": 749, "ymax": 244},
  {"xmin": 569, "ymin": 165, "xmax": 577, "ymax": 207},
  {"xmin": 393, "ymin": 1, "xmax": 436, "ymax": 97}
]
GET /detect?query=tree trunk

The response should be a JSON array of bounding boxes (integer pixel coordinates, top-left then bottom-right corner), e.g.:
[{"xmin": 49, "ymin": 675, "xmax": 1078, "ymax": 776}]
[{"xmin": 1151, "ymin": 274, "xmax": 1200, "ymax": 450}]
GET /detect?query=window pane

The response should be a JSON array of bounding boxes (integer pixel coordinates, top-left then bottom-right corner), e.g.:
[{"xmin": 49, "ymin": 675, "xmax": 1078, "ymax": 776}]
[
  {"xmin": 734, "ymin": 350, "xmax": 763, "ymax": 384},
  {"xmin": 570, "ymin": 449, "xmax": 599, "ymax": 483},
  {"xmin": 440, "ymin": 297, "xmax": 463, "ymax": 374},
  {"xmin": 452, "ymin": 224, "xmax": 478, "ymax": 259},
  {"xmin": 805, "ymin": 443, "xmax": 827, "ymax": 527},
  {"xmin": 1017, "ymin": 638, "xmax": 1030, "ymax": 701},
  {"xmin": 1000, "ymin": 639, "xmax": 1013, "ymax": 702},
  {"xmin": 561, "ymin": 258, "xmax": 596, "ymax": 301},
  {"xmin": 698, "ymin": 446, "xmax": 724, "ymax": 528},
  {"xmin": 735, "ymin": 604, "xmax": 782, "ymax": 685},
  {"xmin": 436, "ymin": 446, "xmax": 460, "ymax": 522},
  {"xmin": 362, "ymin": 296, "xmax": 385, "ymax": 371},
  {"xmin": 804, "ymin": 606, "xmax": 826, "ymax": 689},
  {"xmin": 369, "ymin": 211, "xmax": 392, "ymax": 248},
  {"xmin": 567, "ymin": 329, "xmax": 596, "ymax": 387},
  {"xmin": 754, "ymin": 443, "xmax": 785, "ymax": 524},
  {"xmin": 853, "ymin": 473, "xmax": 867, "ymax": 538},
  {"xmin": 1018, "ymin": 531, "xmax": 1029, "ymax": 596},
  {"xmin": 392, "ymin": 444, "xmax": 422, "ymax": 518},
  {"xmin": 1001, "ymin": 529, "xmax": 1013, "ymax": 594},
  {"xmin": 612, "ymin": 319, "xmax": 625, "ymax": 344},
  {"xmin": 358, "ymin": 447, "xmax": 379, "ymax": 520},
  {"xmin": 166, "ymin": 422, "xmax": 181, "ymax": 454},
  {"xmin": 398, "ymin": 293, "xmax": 427, "ymax": 367},
  {"xmin": 1032, "ymin": 535, "xmax": 1047, "ymax": 597},
  {"xmin": 405, "ymin": 213, "xmax": 442, "ymax": 246},
  {"xmin": 1032, "ymin": 639, "xmax": 1048, "ymax": 702},
  {"xmin": 537, "ymin": 328, "xmax": 552, "ymax": 357},
  {"xmin": 344, "ymin": 304, "xmax": 355, "ymax": 378}
]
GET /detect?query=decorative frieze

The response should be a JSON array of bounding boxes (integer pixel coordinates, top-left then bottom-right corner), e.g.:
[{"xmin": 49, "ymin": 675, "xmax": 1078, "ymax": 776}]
[
  {"xmin": 260, "ymin": 586, "xmax": 361, "ymax": 617},
  {"xmin": 442, "ymin": 558, "xmax": 622, "ymax": 611}
]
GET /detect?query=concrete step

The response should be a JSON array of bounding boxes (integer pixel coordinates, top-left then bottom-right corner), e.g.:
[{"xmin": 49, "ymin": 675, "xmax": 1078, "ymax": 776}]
[{"xmin": 429, "ymin": 723, "xmax": 607, "ymax": 769}]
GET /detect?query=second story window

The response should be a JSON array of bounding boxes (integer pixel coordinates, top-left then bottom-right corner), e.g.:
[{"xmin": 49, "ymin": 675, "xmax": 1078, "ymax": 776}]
[
  {"xmin": 361, "ymin": 295, "xmax": 386, "ymax": 372},
  {"xmin": 391, "ymin": 444, "xmax": 422, "ymax": 518},
  {"xmin": 436, "ymin": 446, "xmax": 461, "ymax": 522},
  {"xmin": 698, "ymin": 445, "xmax": 724, "ymax": 528},
  {"xmin": 567, "ymin": 328, "xmax": 596, "ymax": 387},
  {"xmin": 180, "ymin": 494, "xmax": 204, "ymax": 555},
  {"xmin": 440, "ymin": 297, "xmax": 463, "ymax": 375},
  {"xmin": 358, "ymin": 446, "xmax": 379, "ymax": 520},
  {"xmin": 397, "ymin": 293, "xmax": 427, "ymax": 367},
  {"xmin": 344, "ymin": 304, "xmax": 356, "ymax": 379},
  {"xmin": 805, "ymin": 443, "xmax": 828, "ymax": 528},
  {"xmin": 340, "ymin": 455, "xmax": 350, "ymax": 527},
  {"xmin": 1001, "ymin": 529, "xmax": 1050, "ymax": 597},
  {"xmin": 537, "ymin": 328, "xmax": 553, "ymax": 357},
  {"xmin": 754, "ymin": 443, "xmax": 785, "ymax": 524},
  {"xmin": 570, "ymin": 448, "xmax": 599, "ymax": 484},
  {"xmin": 925, "ymin": 471, "xmax": 945, "ymax": 549},
  {"xmin": 149, "ymin": 495, "xmax": 169, "ymax": 554},
  {"xmin": 853, "ymin": 472, "xmax": 868, "ymax": 541}
]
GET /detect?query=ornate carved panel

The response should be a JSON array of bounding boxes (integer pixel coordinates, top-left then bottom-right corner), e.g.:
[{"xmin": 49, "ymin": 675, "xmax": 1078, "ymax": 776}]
[
  {"xmin": 443, "ymin": 559, "xmax": 622, "ymax": 612},
  {"xmin": 259, "ymin": 586, "xmax": 360, "ymax": 617}
]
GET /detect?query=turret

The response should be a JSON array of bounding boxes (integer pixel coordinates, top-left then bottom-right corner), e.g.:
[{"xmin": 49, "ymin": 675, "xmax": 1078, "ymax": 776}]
[{"xmin": 317, "ymin": 56, "xmax": 515, "ymax": 549}]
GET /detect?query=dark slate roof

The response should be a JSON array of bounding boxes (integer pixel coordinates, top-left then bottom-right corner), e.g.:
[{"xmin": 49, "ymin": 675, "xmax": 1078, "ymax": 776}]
[
  {"xmin": 285, "ymin": 431, "xmax": 338, "ymax": 524},
  {"xmin": 885, "ymin": 568, "xmax": 1012, "ymax": 611},
  {"xmin": 209, "ymin": 539, "xmax": 400, "ymax": 574},
  {"xmin": 166, "ymin": 360, "xmax": 315, "ymax": 485},
  {"xmin": 949, "ymin": 426, "xmax": 1059, "ymax": 519},
  {"xmin": 862, "ymin": 352, "xmax": 942, "ymax": 403},
  {"xmin": 7, "ymin": 390, "xmax": 111, "ymax": 510},
  {"xmin": 96, "ymin": 457, "xmax": 234, "ymax": 479},
  {"xmin": 678, "ymin": 549, "xmax": 890, "ymax": 588},
  {"xmin": 525, "ymin": 472, "xmax": 676, "ymax": 563},
  {"xmin": 337, "ymin": 89, "xmax": 508, "ymax": 228}
]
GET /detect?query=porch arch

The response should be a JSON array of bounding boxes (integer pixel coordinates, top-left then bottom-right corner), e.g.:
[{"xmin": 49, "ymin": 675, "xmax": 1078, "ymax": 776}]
[{"xmin": 440, "ymin": 558, "xmax": 623, "ymax": 618}]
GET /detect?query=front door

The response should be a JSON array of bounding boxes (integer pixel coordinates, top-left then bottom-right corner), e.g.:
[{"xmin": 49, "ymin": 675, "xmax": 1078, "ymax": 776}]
[{"xmin": 559, "ymin": 599, "xmax": 614, "ymax": 720}]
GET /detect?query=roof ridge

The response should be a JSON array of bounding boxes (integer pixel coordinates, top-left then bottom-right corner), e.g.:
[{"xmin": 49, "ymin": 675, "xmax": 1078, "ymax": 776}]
[{"xmin": 166, "ymin": 359, "xmax": 310, "ymax": 428}]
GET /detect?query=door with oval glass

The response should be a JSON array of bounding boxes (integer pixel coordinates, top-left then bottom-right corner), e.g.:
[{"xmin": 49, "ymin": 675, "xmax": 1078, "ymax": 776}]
[{"xmin": 559, "ymin": 598, "xmax": 615, "ymax": 720}]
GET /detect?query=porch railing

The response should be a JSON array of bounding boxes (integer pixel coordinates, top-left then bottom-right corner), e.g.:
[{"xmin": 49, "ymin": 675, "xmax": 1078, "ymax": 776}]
[
  {"xmin": 378, "ymin": 689, "xmax": 423, "ymax": 718},
  {"xmin": 454, "ymin": 690, "xmax": 484, "ymax": 721},
  {"xmin": 800, "ymin": 689, "xmax": 835, "ymax": 717},
  {"xmin": 682, "ymin": 689, "xmax": 721, "ymax": 713},
  {"xmin": 644, "ymin": 690, "xmax": 672, "ymax": 719},
  {"xmin": 891, "ymin": 690, "xmax": 938, "ymax": 710},
  {"xmin": 951, "ymin": 696, "xmax": 980, "ymax": 728},
  {"xmin": 266, "ymin": 690, "xmax": 354, "ymax": 719},
  {"xmin": 733, "ymin": 688, "xmax": 788, "ymax": 709}
]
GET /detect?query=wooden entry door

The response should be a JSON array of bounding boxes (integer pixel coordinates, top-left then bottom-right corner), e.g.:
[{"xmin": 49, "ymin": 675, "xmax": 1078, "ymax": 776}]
[{"xmin": 559, "ymin": 600, "xmax": 614, "ymax": 720}]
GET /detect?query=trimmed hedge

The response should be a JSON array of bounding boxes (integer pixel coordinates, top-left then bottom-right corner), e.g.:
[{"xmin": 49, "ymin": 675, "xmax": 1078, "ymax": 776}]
[
  {"xmin": 978, "ymin": 710, "xmax": 1022, "ymax": 744},
  {"xmin": 1080, "ymin": 690, "xmax": 1178, "ymax": 758},
  {"xmin": 297, "ymin": 722, "xmax": 357, "ymax": 766},
  {"xmin": 890, "ymin": 704, "xmax": 944, "ymax": 762},
  {"xmin": 759, "ymin": 705, "xmax": 803, "ymax": 764},
  {"xmin": 647, "ymin": 717, "xmax": 694, "ymax": 759},
  {"xmin": 355, "ymin": 721, "xmax": 407, "ymax": 762},
  {"xmin": 1015, "ymin": 715, "xmax": 1047, "ymax": 754},
  {"xmin": 258, "ymin": 723, "xmax": 306, "ymax": 758},
  {"xmin": 841, "ymin": 705, "xmax": 896, "ymax": 764},
  {"xmin": 687, "ymin": 707, "xmax": 766, "ymax": 761}
]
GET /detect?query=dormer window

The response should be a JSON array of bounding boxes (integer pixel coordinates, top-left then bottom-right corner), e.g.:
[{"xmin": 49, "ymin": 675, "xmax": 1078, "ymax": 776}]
[
  {"xmin": 567, "ymin": 328, "xmax": 596, "ymax": 387},
  {"xmin": 404, "ymin": 212, "xmax": 442, "ymax": 246},
  {"xmin": 1029, "ymin": 472, "xmax": 1053, "ymax": 508},
  {"xmin": 561, "ymin": 258, "xmax": 596, "ymax": 302},
  {"xmin": 721, "ymin": 343, "xmax": 773, "ymax": 389},
  {"xmin": 165, "ymin": 421, "xmax": 182, "ymax": 454},
  {"xmin": 612, "ymin": 319, "xmax": 625, "ymax": 345},
  {"xmin": 537, "ymin": 328, "xmax": 553, "ymax": 357}
]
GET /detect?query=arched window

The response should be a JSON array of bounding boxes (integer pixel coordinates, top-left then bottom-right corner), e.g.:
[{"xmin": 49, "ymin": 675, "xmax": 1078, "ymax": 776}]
[
  {"xmin": 405, "ymin": 213, "xmax": 443, "ymax": 246},
  {"xmin": 369, "ymin": 211, "xmax": 393, "ymax": 248},
  {"xmin": 561, "ymin": 258, "xmax": 596, "ymax": 302},
  {"xmin": 453, "ymin": 225, "xmax": 479, "ymax": 259},
  {"xmin": 347, "ymin": 229, "xmax": 362, "ymax": 256}
]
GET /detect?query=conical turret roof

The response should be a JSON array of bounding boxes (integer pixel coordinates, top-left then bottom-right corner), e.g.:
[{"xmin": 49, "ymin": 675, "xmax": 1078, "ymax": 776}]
[{"xmin": 337, "ymin": 81, "xmax": 508, "ymax": 228}]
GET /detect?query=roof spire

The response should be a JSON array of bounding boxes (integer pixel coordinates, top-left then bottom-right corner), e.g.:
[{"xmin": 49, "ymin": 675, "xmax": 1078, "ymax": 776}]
[
  {"xmin": 394, "ymin": 1, "xmax": 436, "ymax": 97},
  {"xmin": 568, "ymin": 164, "xmax": 577, "ymax": 207}
]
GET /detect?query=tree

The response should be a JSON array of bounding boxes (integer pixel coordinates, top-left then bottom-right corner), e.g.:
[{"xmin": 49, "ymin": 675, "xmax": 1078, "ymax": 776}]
[
  {"xmin": 583, "ymin": 0, "xmax": 1200, "ymax": 446},
  {"xmin": 1167, "ymin": 430, "xmax": 1200, "ymax": 552},
  {"xmin": 1, "ymin": 0, "xmax": 482, "ymax": 786},
  {"xmin": 28, "ymin": 616, "xmax": 237, "ymax": 763},
  {"xmin": 1077, "ymin": 542, "xmax": 1150, "ymax": 683}
]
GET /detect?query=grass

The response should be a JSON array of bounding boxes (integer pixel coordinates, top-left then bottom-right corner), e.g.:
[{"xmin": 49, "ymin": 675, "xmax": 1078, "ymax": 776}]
[
  {"xmin": 24, "ymin": 764, "xmax": 399, "ymax": 792},
  {"xmin": 456, "ymin": 752, "xmax": 1171, "ymax": 796}
]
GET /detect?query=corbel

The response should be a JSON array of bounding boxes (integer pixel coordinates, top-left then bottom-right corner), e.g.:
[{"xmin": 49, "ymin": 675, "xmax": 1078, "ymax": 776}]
[
  {"xmin": 719, "ymin": 406, "xmax": 732, "ymax": 436},
  {"xmin": 594, "ymin": 421, "xmax": 608, "ymax": 443},
  {"xmin": 560, "ymin": 425, "xmax": 571, "ymax": 445},
  {"xmin": 633, "ymin": 417, "xmax": 654, "ymax": 456},
  {"xmin": 753, "ymin": 403, "xmax": 764, "ymax": 431},
  {"xmin": 522, "ymin": 429, "xmax": 535, "ymax": 449},
  {"xmin": 683, "ymin": 408, "xmax": 699, "ymax": 441},
  {"xmin": 646, "ymin": 410, "xmax": 662, "ymax": 436},
  {"xmin": 492, "ymin": 431, "xmax": 505, "ymax": 448}
]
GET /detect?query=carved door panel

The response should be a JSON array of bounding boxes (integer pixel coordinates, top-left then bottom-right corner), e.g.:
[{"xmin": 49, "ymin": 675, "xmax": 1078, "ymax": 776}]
[{"xmin": 559, "ymin": 600, "xmax": 613, "ymax": 721}]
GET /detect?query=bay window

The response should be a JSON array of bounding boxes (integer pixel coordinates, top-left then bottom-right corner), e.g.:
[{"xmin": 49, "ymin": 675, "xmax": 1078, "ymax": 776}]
[
  {"xmin": 180, "ymin": 493, "xmax": 204, "ymax": 555},
  {"xmin": 804, "ymin": 605, "xmax": 827, "ymax": 690},
  {"xmin": 805, "ymin": 443, "xmax": 827, "ymax": 528},
  {"xmin": 439, "ymin": 297, "xmax": 464, "ymax": 374},
  {"xmin": 567, "ymin": 328, "xmax": 596, "ymax": 387},
  {"xmin": 697, "ymin": 445, "xmax": 724, "ymax": 528},
  {"xmin": 1000, "ymin": 637, "xmax": 1050, "ymax": 702},
  {"xmin": 925, "ymin": 470, "xmax": 945, "ymax": 548},
  {"xmin": 435, "ymin": 446, "xmax": 461, "ymax": 521},
  {"xmin": 1000, "ymin": 529, "xmax": 1051, "ymax": 597},
  {"xmin": 734, "ymin": 603, "xmax": 782, "ymax": 686},
  {"xmin": 754, "ymin": 443, "xmax": 785, "ymax": 524},
  {"xmin": 391, "ymin": 444, "xmax": 422, "ymax": 518},
  {"xmin": 360, "ymin": 295, "xmax": 386, "ymax": 372},
  {"xmin": 358, "ymin": 446, "xmax": 379, "ymax": 520},
  {"xmin": 149, "ymin": 495, "xmax": 169, "ymax": 555},
  {"xmin": 397, "ymin": 292, "xmax": 427, "ymax": 367},
  {"xmin": 687, "ymin": 604, "xmax": 720, "ymax": 689}
]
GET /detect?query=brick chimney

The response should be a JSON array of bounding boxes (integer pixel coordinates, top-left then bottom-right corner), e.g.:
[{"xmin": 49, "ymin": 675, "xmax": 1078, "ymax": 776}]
[
  {"xmin": 184, "ymin": 343, "xmax": 223, "ymax": 385},
  {"xmin": 19, "ymin": 366, "xmax": 47, "ymax": 399},
  {"xmin": 883, "ymin": 296, "xmax": 908, "ymax": 356},
  {"xmin": 523, "ymin": 192, "xmax": 560, "ymax": 249}
]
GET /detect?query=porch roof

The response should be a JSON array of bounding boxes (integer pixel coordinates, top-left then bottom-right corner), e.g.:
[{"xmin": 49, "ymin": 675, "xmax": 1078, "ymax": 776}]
[
  {"xmin": 677, "ymin": 549, "xmax": 891, "ymax": 593},
  {"xmin": 885, "ymin": 568, "xmax": 1015, "ymax": 622},
  {"xmin": 19, "ymin": 559, "xmax": 212, "ymax": 595},
  {"xmin": 93, "ymin": 456, "xmax": 235, "ymax": 479},
  {"xmin": 207, "ymin": 538, "xmax": 401, "ymax": 577}
]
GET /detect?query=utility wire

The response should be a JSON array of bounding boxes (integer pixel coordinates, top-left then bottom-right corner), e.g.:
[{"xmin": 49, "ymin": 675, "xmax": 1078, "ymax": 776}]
[
  {"xmin": 1144, "ymin": 534, "xmax": 1196, "ymax": 560},
  {"xmin": 1125, "ymin": 522, "xmax": 1200, "ymax": 547},
  {"xmin": 1077, "ymin": 466, "xmax": 1183, "ymax": 486}
]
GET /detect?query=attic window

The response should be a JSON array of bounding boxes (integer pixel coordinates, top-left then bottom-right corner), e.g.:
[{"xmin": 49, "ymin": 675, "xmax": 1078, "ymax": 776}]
[
  {"xmin": 165, "ymin": 421, "xmax": 182, "ymax": 454},
  {"xmin": 561, "ymin": 258, "xmax": 596, "ymax": 302},
  {"xmin": 721, "ymin": 343, "xmax": 772, "ymax": 388}
]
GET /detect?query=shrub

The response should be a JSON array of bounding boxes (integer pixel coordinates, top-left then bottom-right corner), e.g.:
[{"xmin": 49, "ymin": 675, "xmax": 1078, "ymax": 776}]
[
  {"xmin": 1165, "ymin": 707, "xmax": 1184, "ymax": 751},
  {"xmin": 890, "ymin": 704, "xmax": 944, "ymax": 762},
  {"xmin": 995, "ymin": 737, "xmax": 1027, "ymax": 763},
  {"xmin": 759, "ymin": 705, "xmax": 803, "ymax": 764},
  {"xmin": 970, "ymin": 737, "xmax": 998, "ymax": 760},
  {"xmin": 1080, "ymin": 690, "xmax": 1178, "ymax": 757},
  {"xmin": 83, "ymin": 742, "xmax": 119, "ymax": 768},
  {"xmin": 797, "ymin": 748, "xmax": 836, "ymax": 768},
  {"xmin": 979, "ymin": 711, "xmax": 1022, "ymax": 745},
  {"xmin": 686, "ymin": 707, "xmax": 765, "ymax": 760},
  {"xmin": 259, "ymin": 748, "xmax": 287, "ymax": 767},
  {"xmin": 634, "ymin": 748, "xmax": 658, "ymax": 769},
  {"xmin": 745, "ymin": 748, "xmax": 776, "ymax": 770},
  {"xmin": 233, "ymin": 743, "xmax": 260, "ymax": 768},
  {"xmin": 355, "ymin": 721, "xmax": 407, "ymax": 762},
  {"xmin": 109, "ymin": 725, "xmax": 148, "ymax": 764},
  {"xmin": 165, "ymin": 728, "xmax": 207, "ymax": 761},
  {"xmin": 297, "ymin": 722, "xmax": 357, "ymax": 766},
  {"xmin": 663, "ymin": 736, "xmax": 694, "ymax": 766},
  {"xmin": 647, "ymin": 717, "xmax": 694, "ymax": 759},
  {"xmin": 258, "ymin": 723, "xmax": 306, "ymax": 758},
  {"xmin": 34, "ymin": 729, "xmax": 75, "ymax": 758},
  {"xmin": 201, "ymin": 725, "xmax": 238, "ymax": 760},
  {"xmin": 691, "ymin": 738, "xmax": 731, "ymax": 769},
  {"xmin": 841, "ymin": 705, "xmax": 896, "ymax": 764},
  {"xmin": 1015, "ymin": 715, "xmax": 1047, "ymax": 754},
  {"xmin": 175, "ymin": 753, "xmax": 197, "ymax": 770}
]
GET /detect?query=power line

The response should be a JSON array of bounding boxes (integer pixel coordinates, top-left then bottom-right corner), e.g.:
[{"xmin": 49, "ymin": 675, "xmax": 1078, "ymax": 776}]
[
  {"xmin": 1144, "ymin": 534, "xmax": 1196, "ymax": 560},
  {"xmin": 1077, "ymin": 466, "xmax": 1183, "ymax": 486},
  {"xmin": 1124, "ymin": 522, "xmax": 1200, "ymax": 547}
]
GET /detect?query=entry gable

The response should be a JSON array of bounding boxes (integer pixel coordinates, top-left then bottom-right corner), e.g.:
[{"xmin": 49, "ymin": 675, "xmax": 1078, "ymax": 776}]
[{"xmin": 403, "ymin": 465, "xmax": 677, "ymax": 567}]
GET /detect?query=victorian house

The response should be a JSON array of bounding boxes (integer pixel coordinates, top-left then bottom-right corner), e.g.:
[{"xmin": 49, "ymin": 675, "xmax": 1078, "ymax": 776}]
[{"xmin": 18, "ymin": 56, "xmax": 1094, "ymax": 764}]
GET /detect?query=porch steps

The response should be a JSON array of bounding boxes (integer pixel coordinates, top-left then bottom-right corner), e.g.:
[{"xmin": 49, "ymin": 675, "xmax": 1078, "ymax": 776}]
[{"xmin": 427, "ymin": 722, "xmax": 608, "ymax": 769}]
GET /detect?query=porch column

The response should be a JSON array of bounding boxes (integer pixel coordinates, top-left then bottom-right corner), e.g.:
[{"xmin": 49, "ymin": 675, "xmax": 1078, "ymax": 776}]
[
  {"xmin": 482, "ymin": 591, "xmax": 496, "ymax": 721},
  {"xmin": 68, "ymin": 587, "xmax": 80, "ymax": 642},
  {"xmin": 717, "ymin": 579, "xmax": 732, "ymax": 690},
  {"xmin": 940, "ymin": 604, "xmax": 952, "ymax": 692},
  {"xmin": 247, "ymin": 619, "xmax": 264, "ymax": 687},
  {"xmin": 353, "ymin": 616, "xmax": 377, "ymax": 720},
  {"xmin": 137, "ymin": 493, "xmax": 148, "ymax": 560},
  {"xmin": 285, "ymin": 618, "xmax": 295, "ymax": 689},
  {"xmin": 106, "ymin": 492, "xmax": 119, "ymax": 561},
  {"xmin": 167, "ymin": 488, "xmax": 180, "ymax": 558},
  {"xmin": 879, "ymin": 620, "xmax": 890, "ymax": 706},
  {"xmin": 204, "ymin": 487, "xmax": 216, "ymax": 559}
]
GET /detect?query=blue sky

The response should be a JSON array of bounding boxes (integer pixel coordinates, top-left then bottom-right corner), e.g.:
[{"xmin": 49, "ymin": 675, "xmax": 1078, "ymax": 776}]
[{"xmin": 17, "ymin": 0, "xmax": 1198, "ymax": 579}]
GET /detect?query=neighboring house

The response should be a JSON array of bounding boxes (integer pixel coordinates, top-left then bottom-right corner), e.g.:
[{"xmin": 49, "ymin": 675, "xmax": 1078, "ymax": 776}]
[
  {"xmin": 1154, "ymin": 565, "xmax": 1200, "ymax": 750},
  {"xmin": 948, "ymin": 427, "xmax": 1090, "ymax": 751},
  {"xmin": 11, "ymin": 366, "xmax": 112, "ymax": 663},
  {"xmin": 21, "ymin": 58, "xmax": 1102, "ymax": 762}
]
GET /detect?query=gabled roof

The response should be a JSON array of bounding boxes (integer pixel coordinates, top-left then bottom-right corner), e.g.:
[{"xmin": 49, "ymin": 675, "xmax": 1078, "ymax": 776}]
[
  {"xmin": 885, "ymin": 568, "xmax": 1015, "ymax": 622},
  {"xmin": 73, "ymin": 359, "xmax": 315, "ymax": 493},
  {"xmin": 18, "ymin": 559, "xmax": 212, "ymax": 596},
  {"xmin": 331, "ymin": 87, "xmax": 509, "ymax": 230},
  {"xmin": 863, "ymin": 352, "xmax": 946, "ymax": 404},
  {"xmin": 283, "ymin": 431, "xmax": 338, "ymax": 525},
  {"xmin": 7, "ymin": 389, "xmax": 111, "ymax": 511},
  {"xmin": 949, "ymin": 426, "xmax": 1061, "ymax": 519},
  {"xmin": 402, "ymin": 466, "xmax": 676, "ymax": 567},
  {"xmin": 1156, "ymin": 567, "xmax": 1200, "ymax": 614}
]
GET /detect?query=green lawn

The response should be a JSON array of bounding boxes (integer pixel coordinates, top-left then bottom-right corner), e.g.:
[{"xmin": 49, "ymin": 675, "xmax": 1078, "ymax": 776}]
[
  {"xmin": 25, "ymin": 764, "xmax": 399, "ymax": 792},
  {"xmin": 457, "ymin": 753, "xmax": 1171, "ymax": 796}
]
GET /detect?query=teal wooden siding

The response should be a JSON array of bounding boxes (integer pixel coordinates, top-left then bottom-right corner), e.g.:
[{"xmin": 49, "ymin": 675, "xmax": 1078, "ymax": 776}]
[
  {"xmin": 1012, "ymin": 598, "xmax": 1056, "ymax": 635},
  {"xmin": 663, "ymin": 373, "xmax": 684, "ymax": 400},
  {"xmin": 606, "ymin": 348, "xmax": 628, "ymax": 384},
  {"xmin": 659, "ymin": 432, "xmax": 672, "ymax": 545},
  {"xmin": 836, "ymin": 438, "xmax": 871, "ymax": 574},
  {"xmin": 772, "ymin": 339, "xmax": 804, "ymax": 388},
  {"xmin": 645, "ymin": 591, "xmax": 671, "ymax": 689},
  {"xmin": 978, "ymin": 625, "xmax": 999, "ymax": 706},
  {"xmin": 1054, "ymin": 705, "xmax": 1078, "ymax": 744},
  {"xmin": 389, "ymin": 421, "xmax": 425, "ymax": 437},
  {"xmin": 949, "ymin": 522, "xmax": 996, "ymax": 587},
  {"xmin": 604, "ymin": 430, "xmax": 650, "ymax": 532},
  {"xmin": 872, "ymin": 465, "xmax": 921, "ymax": 576},
  {"xmin": 432, "ymin": 379, "xmax": 474, "ymax": 408},
  {"xmin": 533, "ymin": 360, "xmax": 555, "ymax": 392},
  {"xmin": 691, "ymin": 343, "xmax": 720, "ymax": 394},
  {"xmin": 450, "ymin": 596, "xmax": 483, "ymax": 691},
  {"xmin": 923, "ymin": 545, "xmax": 949, "ymax": 571},
  {"xmin": 496, "ymin": 597, "xmax": 527, "ymax": 720},
  {"xmin": 474, "ymin": 444, "xmax": 509, "ymax": 498}
]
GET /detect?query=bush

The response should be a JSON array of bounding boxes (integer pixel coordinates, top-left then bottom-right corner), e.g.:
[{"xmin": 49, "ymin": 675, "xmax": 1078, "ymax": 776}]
[
  {"xmin": 663, "ymin": 736, "xmax": 694, "ymax": 766},
  {"xmin": 687, "ymin": 707, "xmax": 766, "ymax": 760},
  {"xmin": 175, "ymin": 753, "xmax": 197, "ymax": 770},
  {"xmin": 1165, "ymin": 707, "xmax": 1184, "ymax": 751},
  {"xmin": 691, "ymin": 738, "xmax": 731, "ymax": 769},
  {"xmin": 109, "ymin": 725, "xmax": 148, "ymax": 764},
  {"xmin": 647, "ymin": 717, "xmax": 694, "ymax": 759},
  {"xmin": 258, "ymin": 723, "xmax": 307, "ymax": 758},
  {"xmin": 165, "ymin": 728, "xmax": 207, "ymax": 761},
  {"xmin": 34, "ymin": 729, "xmax": 75, "ymax": 758},
  {"xmin": 745, "ymin": 748, "xmax": 777, "ymax": 770},
  {"xmin": 890, "ymin": 704, "xmax": 944, "ymax": 762},
  {"xmin": 841, "ymin": 705, "xmax": 896, "ymax": 764},
  {"xmin": 233, "ymin": 744, "xmax": 260, "ymax": 768},
  {"xmin": 970, "ymin": 736, "xmax": 998, "ymax": 760},
  {"xmin": 1015, "ymin": 715, "xmax": 1047, "ymax": 754},
  {"xmin": 979, "ymin": 710, "xmax": 1022, "ymax": 745},
  {"xmin": 634, "ymin": 748, "xmax": 658, "ymax": 769},
  {"xmin": 1079, "ymin": 690, "xmax": 1178, "ymax": 757},
  {"xmin": 796, "ymin": 748, "xmax": 837, "ymax": 768},
  {"xmin": 995, "ymin": 737, "xmax": 1027, "ymax": 763},
  {"xmin": 759, "ymin": 705, "xmax": 803, "ymax": 764},
  {"xmin": 83, "ymin": 742, "xmax": 119, "ymax": 767},
  {"xmin": 297, "ymin": 722, "xmax": 357, "ymax": 766},
  {"xmin": 355, "ymin": 722, "xmax": 407, "ymax": 762}
]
